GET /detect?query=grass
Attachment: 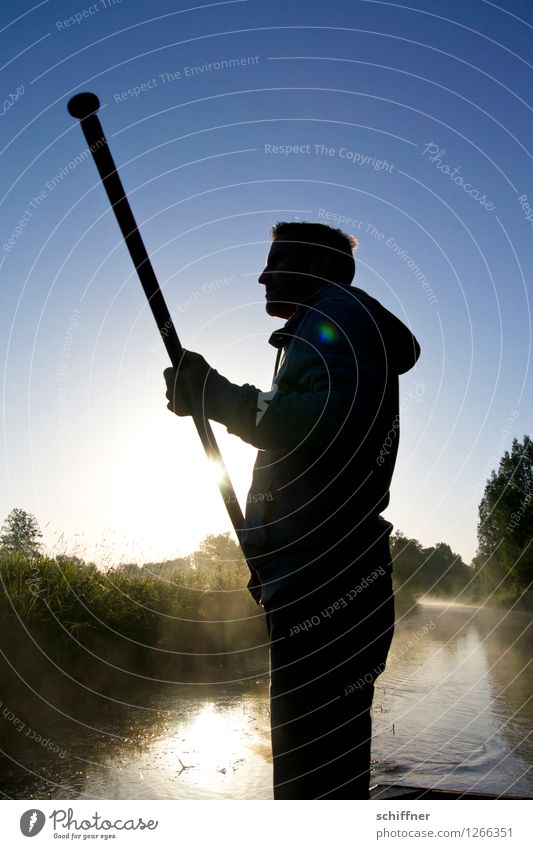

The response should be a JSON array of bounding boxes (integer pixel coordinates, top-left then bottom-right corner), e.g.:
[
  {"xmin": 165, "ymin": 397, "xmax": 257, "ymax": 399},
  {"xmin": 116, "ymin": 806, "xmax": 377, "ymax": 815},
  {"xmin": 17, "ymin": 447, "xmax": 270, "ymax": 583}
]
[
  {"xmin": 1, "ymin": 532, "xmax": 528, "ymax": 688},
  {"xmin": 0, "ymin": 537, "xmax": 268, "ymax": 684}
]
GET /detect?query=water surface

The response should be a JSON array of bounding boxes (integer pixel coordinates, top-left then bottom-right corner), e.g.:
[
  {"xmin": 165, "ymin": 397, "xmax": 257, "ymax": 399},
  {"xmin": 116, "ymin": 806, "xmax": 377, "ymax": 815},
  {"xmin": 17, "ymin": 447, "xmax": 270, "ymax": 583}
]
[{"xmin": 1, "ymin": 601, "xmax": 531, "ymax": 799}]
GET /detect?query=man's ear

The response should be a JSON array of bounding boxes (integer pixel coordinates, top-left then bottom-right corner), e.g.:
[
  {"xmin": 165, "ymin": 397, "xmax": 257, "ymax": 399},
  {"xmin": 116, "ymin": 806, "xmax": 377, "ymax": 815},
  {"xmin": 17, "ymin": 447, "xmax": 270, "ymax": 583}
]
[
  {"xmin": 309, "ymin": 251, "xmax": 331, "ymax": 284},
  {"xmin": 309, "ymin": 250, "xmax": 354, "ymax": 286}
]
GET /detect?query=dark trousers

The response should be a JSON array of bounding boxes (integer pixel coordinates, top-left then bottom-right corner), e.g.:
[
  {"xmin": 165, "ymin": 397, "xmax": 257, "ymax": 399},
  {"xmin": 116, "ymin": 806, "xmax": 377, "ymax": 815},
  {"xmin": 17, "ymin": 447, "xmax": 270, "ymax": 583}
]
[{"xmin": 264, "ymin": 547, "xmax": 395, "ymax": 799}]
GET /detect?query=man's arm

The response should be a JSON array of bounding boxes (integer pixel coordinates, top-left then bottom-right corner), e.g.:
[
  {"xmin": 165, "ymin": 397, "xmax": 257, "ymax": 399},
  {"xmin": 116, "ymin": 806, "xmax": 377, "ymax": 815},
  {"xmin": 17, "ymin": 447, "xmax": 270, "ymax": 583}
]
[
  {"xmin": 167, "ymin": 301, "xmax": 386, "ymax": 452},
  {"xmin": 207, "ymin": 345, "xmax": 381, "ymax": 452}
]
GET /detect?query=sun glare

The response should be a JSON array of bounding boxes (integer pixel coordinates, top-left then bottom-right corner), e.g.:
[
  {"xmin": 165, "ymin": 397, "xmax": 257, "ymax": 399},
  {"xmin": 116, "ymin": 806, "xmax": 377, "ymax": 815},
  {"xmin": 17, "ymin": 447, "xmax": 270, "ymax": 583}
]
[
  {"xmin": 163, "ymin": 702, "xmax": 252, "ymax": 777},
  {"xmin": 208, "ymin": 459, "xmax": 226, "ymax": 485}
]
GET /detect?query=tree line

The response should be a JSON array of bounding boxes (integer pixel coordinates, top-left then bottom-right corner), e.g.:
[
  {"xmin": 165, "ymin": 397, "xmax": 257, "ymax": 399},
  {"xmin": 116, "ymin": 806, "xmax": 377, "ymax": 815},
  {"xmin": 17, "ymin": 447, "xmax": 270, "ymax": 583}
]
[
  {"xmin": 378, "ymin": 436, "xmax": 531, "ymax": 610},
  {"xmin": 1, "ymin": 434, "xmax": 531, "ymax": 623}
]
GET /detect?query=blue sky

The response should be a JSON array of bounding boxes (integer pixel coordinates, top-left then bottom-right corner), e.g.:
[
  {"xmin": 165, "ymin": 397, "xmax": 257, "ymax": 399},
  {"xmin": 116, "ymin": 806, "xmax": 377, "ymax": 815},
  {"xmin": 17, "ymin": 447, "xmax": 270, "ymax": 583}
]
[{"xmin": 1, "ymin": 0, "xmax": 531, "ymax": 565}]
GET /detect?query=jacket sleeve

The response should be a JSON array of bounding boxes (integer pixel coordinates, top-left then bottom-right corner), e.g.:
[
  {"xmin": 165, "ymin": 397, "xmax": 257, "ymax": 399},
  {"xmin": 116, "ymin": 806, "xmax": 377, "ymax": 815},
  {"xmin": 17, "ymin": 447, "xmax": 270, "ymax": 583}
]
[{"xmin": 203, "ymin": 299, "xmax": 387, "ymax": 452}]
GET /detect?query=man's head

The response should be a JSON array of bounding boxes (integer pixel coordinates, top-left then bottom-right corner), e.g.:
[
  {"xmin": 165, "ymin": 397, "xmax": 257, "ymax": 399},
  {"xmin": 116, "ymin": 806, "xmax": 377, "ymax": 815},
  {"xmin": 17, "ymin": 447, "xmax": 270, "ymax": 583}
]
[{"xmin": 258, "ymin": 221, "xmax": 358, "ymax": 319}]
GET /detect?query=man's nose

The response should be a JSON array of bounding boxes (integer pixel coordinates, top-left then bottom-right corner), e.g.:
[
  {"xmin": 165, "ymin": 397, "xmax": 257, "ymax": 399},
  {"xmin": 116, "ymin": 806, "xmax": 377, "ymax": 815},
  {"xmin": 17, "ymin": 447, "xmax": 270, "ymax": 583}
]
[{"xmin": 258, "ymin": 268, "xmax": 268, "ymax": 286}]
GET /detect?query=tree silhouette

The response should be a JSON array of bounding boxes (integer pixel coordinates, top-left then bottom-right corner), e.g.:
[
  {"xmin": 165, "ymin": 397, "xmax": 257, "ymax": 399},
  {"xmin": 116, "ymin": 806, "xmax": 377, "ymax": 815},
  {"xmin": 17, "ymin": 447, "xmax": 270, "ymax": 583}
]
[
  {"xmin": 0, "ymin": 508, "xmax": 43, "ymax": 556},
  {"xmin": 389, "ymin": 532, "xmax": 427, "ymax": 595},
  {"xmin": 389, "ymin": 532, "xmax": 472, "ymax": 606},
  {"xmin": 420, "ymin": 542, "xmax": 470, "ymax": 597},
  {"xmin": 473, "ymin": 435, "xmax": 533, "ymax": 598},
  {"xmin": 190, "ymin": 532, "xmax": 248, "ymax": 590}
]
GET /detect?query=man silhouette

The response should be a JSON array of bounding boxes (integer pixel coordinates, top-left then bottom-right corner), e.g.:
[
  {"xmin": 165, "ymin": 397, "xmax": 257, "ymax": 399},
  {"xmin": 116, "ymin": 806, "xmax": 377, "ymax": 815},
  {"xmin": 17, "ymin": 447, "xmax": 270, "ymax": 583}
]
[{"xmin": 164, "ymin": 221, "xmax": 420, "ymax": 799}]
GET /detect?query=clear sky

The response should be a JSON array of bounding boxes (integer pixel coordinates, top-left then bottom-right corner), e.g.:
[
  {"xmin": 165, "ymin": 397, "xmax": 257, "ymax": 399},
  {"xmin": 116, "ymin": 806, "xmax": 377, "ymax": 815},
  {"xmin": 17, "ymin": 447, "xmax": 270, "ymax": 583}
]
[{"xmin": 1, "ymin": 0, "xmax": 531, "ymax": 566}]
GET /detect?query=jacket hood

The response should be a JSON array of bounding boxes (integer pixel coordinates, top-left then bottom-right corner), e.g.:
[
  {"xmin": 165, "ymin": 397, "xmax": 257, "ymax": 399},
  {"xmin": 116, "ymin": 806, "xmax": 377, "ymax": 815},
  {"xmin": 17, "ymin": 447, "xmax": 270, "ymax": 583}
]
[
  {"xmin": 268, "ymin": 283, "xmax": 421, "ymax": 375},
  {"xmin": 356, "ymin": 288, "xmax": 421, "ymax": 375}
]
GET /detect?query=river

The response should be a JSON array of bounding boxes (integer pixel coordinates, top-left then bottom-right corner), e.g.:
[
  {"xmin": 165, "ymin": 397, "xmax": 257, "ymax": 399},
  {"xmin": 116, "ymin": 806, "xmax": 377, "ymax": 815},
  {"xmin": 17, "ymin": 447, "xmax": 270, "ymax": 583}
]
[{"xmin": 1, "ymin": 601, "xmax": 531, "ymax": 799}]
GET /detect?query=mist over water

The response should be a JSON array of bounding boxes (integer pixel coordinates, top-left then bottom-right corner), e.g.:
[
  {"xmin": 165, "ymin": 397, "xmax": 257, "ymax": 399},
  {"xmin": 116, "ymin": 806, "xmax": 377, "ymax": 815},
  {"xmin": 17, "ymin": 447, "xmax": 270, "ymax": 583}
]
[
  {"xmin": 372, "ymin": 601, "xmax": 532, "ymax": 797},
  {"xmin": 0, "ymin": 600, "xmax": 530, "ymax": 799}
]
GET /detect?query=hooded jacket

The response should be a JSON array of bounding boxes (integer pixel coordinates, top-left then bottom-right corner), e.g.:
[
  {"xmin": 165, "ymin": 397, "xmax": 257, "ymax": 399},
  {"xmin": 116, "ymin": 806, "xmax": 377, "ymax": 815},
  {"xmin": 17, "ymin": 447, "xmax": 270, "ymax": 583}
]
[{"xmin": 204, "ymin": 282, "xmax": 420, "ymax": 603}]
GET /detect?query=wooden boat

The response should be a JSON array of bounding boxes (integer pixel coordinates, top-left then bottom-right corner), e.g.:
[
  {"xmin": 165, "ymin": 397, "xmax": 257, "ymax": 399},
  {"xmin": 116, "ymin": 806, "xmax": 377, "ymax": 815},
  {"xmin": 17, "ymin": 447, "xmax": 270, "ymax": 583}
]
[{"xmin": 370, "ymin": 783, "xmax": 528, "ymax": 800}]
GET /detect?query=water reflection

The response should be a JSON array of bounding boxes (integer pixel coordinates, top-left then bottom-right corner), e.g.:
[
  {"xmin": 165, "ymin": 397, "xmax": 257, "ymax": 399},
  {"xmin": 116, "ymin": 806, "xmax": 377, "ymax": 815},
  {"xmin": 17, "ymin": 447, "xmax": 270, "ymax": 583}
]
[
  {"xmin": 1, "ymin": 602, "xmax": 531, "ymax": 799},
  {"xmin": 371, "ymin": 601, "xmax": 532, "ymax": 796},
  {"xmin": 80, "ymin": 692, "xmax": 272, "ymax": 800}
]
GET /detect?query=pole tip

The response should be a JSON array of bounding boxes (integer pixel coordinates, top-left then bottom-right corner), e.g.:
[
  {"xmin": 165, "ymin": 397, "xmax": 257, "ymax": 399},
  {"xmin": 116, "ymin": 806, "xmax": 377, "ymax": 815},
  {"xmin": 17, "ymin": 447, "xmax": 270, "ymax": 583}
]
[{"xmin": 67, "ymin": 92, "xmax": 100, "ymax": 119}]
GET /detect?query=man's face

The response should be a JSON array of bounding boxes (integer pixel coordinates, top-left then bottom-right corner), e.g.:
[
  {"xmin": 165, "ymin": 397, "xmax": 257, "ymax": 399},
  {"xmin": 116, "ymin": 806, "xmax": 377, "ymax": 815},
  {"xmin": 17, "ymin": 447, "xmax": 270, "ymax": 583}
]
[{"xmin": 258, "ymin": 240, "xmax": 321, "ymax": 319}]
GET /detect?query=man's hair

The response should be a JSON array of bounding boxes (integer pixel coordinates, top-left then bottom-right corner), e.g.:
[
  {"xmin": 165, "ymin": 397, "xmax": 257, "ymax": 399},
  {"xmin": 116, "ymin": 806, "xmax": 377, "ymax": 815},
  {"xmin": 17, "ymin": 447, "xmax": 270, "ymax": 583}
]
[{"xmin": 270, "ymin": 221, "xmax": 359, "ymax": 285}]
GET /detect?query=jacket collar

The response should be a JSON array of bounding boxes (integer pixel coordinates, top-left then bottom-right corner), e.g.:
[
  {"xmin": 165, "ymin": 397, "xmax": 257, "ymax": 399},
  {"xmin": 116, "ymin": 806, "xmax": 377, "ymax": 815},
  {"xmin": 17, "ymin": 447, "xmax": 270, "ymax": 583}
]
[
  {"xmin": 268, "ymin": 284, "xmax": 334, "ymax": 350},
  {"xmin": 268, "ymin": 309, "xmax": 305, "ymax": 350}
]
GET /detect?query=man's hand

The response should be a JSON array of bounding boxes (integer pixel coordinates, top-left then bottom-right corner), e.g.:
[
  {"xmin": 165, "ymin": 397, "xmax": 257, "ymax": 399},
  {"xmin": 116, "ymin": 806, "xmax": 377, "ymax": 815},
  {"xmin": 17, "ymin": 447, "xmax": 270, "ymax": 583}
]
[{"xmin": 164, "ymin": 350, "xmax": 212, "ymax": 417}]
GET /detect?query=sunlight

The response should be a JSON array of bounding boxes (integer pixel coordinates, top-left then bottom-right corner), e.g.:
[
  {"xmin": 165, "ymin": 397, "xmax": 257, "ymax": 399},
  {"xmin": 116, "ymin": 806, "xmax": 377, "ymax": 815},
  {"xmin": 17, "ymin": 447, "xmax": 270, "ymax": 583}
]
[
  {"xmin": 162, "ymin": 702, "xmax": 252, "ymax": 778},
  {"xmin": 188, "ymin": 703, "xmax": 231, "ymax": 754},
  {"xmin": 184, "ymin": 702, "xmax": 251, "ymax": 772},
  {"xmin": 208, "ymin": 458, "xmax": 226, "ymax": 485},
  {"xmin": 72, "ymin": 406, "xmax": 257, "ymax": 565},
  {"xmin": 129, "ymin": 695, "xmax": 273, "ymax": 797}
]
